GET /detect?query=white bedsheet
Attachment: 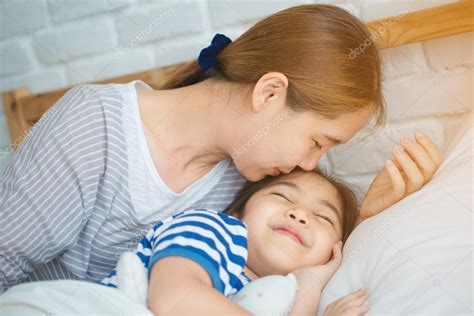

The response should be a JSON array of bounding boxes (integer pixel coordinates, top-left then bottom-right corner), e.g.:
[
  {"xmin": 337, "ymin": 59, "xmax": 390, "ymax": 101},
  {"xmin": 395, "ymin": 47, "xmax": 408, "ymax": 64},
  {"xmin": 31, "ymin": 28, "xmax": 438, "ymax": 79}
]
[{"xmin": 0, "ymin": 280, "xmax": 153, "ymax": 316}]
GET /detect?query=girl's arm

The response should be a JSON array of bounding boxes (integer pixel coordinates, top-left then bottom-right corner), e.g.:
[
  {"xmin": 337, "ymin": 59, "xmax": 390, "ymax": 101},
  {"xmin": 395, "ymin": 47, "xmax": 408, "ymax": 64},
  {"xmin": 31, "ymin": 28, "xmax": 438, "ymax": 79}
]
[
  {"xmin": 289, "ymin": 242, "xmax": 343, "ymax": 316},
  {"xmin": 289, "ymin": 289, "xmax": 323, "ymax": 316},
  {"xmin": 148, "ymin": 256, "xmax": 251, "ymax": 316}
]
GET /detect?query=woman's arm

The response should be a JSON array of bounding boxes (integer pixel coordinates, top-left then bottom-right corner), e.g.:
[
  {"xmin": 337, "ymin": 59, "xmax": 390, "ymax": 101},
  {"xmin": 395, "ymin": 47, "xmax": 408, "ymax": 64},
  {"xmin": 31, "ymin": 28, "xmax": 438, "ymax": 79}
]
[
  {"xmin": 148, "ymin": 256, "xmax": 251, "ymax": 316},
  {"xmin": 0, "ymin": 85, "xmax": 106, "ymax": 292}
]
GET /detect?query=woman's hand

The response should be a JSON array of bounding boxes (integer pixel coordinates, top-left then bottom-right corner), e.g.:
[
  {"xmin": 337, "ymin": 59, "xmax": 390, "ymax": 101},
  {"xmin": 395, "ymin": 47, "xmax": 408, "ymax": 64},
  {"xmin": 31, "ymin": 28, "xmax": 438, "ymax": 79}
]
[
  {"xmin": 323, "ymin": 289, "xmax": 369, "ymax": 316},
  {"xmin": 360, "ymin": 132, "xmax": 442, "ymax": 219}
]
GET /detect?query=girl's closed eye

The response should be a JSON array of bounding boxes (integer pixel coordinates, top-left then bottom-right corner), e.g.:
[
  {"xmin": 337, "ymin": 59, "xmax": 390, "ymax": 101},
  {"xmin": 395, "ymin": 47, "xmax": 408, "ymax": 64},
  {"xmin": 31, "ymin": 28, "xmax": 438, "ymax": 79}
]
[
  {"xmin": 271, "ymin": 192, "xmax": 293, "ymax": 203},
  {"xmin": 272, "ymin": 192, "xmax": 334, "ymax": 225},
  {"xmin": 313, "ymin": 212, "xmax": 333, "ymax": 225}
]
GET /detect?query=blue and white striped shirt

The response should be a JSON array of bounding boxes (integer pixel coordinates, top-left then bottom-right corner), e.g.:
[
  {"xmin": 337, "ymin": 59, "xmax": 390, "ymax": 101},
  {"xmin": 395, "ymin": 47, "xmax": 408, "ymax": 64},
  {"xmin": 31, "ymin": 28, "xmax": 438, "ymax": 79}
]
[{"xmin": 101, "ymin": 209, "xmax": 251, "ymax": 296}]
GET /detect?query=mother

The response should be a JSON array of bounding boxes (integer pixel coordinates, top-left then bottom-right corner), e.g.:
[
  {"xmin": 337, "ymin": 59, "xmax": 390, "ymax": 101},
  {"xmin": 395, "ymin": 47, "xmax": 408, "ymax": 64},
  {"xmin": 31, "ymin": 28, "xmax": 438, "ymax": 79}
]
[{"xmin": 1, "ymin": 5, "xmax": 385, "ymax": 292}]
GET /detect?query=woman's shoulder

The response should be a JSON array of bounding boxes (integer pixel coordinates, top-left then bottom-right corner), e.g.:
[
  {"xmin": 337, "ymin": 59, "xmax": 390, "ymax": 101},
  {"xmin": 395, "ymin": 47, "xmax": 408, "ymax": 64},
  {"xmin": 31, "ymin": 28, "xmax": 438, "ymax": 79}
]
[
  {"xmin": 29, "ymin": 82, "xmax": 132, "ymax": 180},
  {"xmin": 65, "ymin": 81, "xmax": 129, "ymax": 106},
  {"xmin": 52, "ymin": 82, "xmax": 137, "ymax": 144},
  {"xmin": 48, "ymin": 83, "xmax": 127, "ymax": 128}
]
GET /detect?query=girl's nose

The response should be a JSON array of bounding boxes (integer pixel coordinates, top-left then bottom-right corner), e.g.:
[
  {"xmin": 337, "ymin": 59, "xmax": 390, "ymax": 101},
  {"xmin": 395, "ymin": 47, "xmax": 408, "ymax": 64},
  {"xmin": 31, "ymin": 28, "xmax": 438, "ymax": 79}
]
[{"xmin": 286, "ymin": 209, "xmax": 309, "ymax": 226}]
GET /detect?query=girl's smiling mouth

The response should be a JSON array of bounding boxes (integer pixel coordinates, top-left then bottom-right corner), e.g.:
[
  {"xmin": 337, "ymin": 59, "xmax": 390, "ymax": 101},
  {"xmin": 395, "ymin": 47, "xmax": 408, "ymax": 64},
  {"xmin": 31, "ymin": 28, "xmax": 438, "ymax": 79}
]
[{"xmin": 272, "ymin": 225, "xmax": 306, "ymax": 246}]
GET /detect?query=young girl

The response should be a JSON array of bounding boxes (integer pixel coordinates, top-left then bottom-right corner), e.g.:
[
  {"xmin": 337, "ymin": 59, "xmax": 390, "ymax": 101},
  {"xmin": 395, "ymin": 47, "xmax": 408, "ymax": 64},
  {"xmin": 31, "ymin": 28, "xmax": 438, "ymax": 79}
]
[{"xmin": 101, "ymin": 129, "xmax": 442, "ymax": 316}]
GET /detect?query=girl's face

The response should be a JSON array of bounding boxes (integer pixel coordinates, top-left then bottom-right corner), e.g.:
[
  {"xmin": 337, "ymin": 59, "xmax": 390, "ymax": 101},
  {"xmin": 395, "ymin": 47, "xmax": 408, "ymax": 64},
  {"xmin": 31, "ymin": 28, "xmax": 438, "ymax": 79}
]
[
  {"xmin": 241, "ymin": 171, "xmax": 343, "ymax": 277},
  {"xmin": 230, "ymin": 73, "xmax": 372, "ymax": 182}
]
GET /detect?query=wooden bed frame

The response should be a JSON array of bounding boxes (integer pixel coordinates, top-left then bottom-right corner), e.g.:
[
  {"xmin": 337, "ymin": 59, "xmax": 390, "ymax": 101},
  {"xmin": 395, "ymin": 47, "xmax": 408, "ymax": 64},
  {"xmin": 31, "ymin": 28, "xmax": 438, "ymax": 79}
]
[{"xmin": 3, "ymin": 1, "xmax": 473, "ymax": 149}]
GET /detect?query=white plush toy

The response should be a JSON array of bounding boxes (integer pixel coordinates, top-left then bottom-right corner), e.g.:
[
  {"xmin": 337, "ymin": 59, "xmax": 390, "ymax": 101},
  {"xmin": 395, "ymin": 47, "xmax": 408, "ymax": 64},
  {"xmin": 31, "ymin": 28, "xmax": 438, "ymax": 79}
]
[{"xmin": 116, "ymin": 251, "xmax": 299, "ymax": 315}]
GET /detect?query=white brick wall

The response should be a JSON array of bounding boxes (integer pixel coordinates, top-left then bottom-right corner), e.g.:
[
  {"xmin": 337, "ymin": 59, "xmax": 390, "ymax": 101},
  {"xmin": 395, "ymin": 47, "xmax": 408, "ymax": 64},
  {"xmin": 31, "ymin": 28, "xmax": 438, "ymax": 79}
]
[{"xmin": 0, "ymin": 0, "xmax": 472, "ymax": 179}]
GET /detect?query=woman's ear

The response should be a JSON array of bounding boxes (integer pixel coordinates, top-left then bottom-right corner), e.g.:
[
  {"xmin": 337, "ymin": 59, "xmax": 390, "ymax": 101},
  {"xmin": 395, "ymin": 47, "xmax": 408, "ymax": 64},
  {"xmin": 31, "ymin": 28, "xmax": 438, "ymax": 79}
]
[{"xmin": 251, "ymin": 72, "xmax": 289, "ymax": 113}]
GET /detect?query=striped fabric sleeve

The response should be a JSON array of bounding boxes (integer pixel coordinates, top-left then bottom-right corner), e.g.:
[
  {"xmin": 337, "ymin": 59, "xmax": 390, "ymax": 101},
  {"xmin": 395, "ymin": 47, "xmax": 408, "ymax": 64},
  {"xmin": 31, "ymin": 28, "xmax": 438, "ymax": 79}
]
[
  {"xmin": 0, "ymin": 84, "xmax": 107, "ymax": 293},
  {"xmin": 100, "ymin": 226, "xmax": 156, "ymax": 288},
  {"xmin": 148, "ymin": 210, "xmax": 248, "ymax": 297}
]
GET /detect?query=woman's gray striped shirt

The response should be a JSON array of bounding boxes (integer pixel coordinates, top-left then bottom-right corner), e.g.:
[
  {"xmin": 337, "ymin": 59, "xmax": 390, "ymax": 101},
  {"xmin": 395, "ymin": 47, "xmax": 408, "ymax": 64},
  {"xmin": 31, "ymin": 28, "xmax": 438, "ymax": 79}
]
[{"xmin": 0, "ymin": 83, "xmax": 247, "ymax": 293}]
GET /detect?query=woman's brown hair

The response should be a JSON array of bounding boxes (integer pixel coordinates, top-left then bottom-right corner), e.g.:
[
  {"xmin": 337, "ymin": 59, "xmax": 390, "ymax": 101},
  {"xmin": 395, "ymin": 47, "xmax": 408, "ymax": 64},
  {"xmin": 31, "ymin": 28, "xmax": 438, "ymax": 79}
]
[
  {"xmin": 160, "ymin": 4, "xmax": 385, "ymax": 128},
  {"xmin": 222, "ymin": 168, "xmax": 359, "ymax": 243}
]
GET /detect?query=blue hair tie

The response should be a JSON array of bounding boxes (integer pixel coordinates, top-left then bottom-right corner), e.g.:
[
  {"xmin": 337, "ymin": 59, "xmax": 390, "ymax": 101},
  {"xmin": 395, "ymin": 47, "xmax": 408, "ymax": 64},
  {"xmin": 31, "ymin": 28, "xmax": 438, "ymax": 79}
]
[{"xmin": 198, "ymin": 33, "xmax": 232, "ymax": 71}]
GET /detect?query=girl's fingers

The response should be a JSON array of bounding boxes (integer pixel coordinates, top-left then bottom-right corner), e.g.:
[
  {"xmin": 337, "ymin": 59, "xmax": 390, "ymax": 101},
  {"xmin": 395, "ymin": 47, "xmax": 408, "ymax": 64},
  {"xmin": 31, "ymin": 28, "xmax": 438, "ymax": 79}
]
[
  {"xmin": 385, "ymin": 160, "xmax": 405, "ymax": 200},
  {"xmin": 327, "ymin": 242, "xmax": 343, "ymax": 268},
  {"xmin": 415, "ymin": 132, "xmax": 443, "ymax": 167},
  {"xmin": 343, "ymin": 305, "xmax": 370, "ymax": 315},
  {"xmin": 344, "ymin": 293, "xmax": 369, "ymax": 308},
  {"xmin": 334, "ymin": 241, "xmax": 343, "ymax": 256},
  {"xmin": 392, "ymin": 146, "xmax": 424, "ymax": 193},
  {"xmin": 338, "ymin": 289, "xmax": 368, "ymax": 305},
  {"xmin": 400, "ymin": 136, "xmax": 437, "ymax": 183},
  {"xmin": 327, "ymin": 290, "xmax": 369, "ymax": 316}
]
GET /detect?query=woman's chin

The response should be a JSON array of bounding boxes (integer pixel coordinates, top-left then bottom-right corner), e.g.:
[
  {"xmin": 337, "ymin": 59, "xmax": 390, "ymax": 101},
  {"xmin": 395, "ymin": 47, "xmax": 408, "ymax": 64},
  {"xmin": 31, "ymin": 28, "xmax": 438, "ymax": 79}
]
[{"xmin": 246, "ymin": 170, "xmax": 268, "ymax": 182}]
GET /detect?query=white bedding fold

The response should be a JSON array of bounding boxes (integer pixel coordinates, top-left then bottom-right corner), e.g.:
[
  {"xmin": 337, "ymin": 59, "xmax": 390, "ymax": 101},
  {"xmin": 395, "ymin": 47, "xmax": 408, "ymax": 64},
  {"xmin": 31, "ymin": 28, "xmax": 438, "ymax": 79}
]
[{"xmin": 0, "ymin": 280, "xmax": 153, "ymax": 316}]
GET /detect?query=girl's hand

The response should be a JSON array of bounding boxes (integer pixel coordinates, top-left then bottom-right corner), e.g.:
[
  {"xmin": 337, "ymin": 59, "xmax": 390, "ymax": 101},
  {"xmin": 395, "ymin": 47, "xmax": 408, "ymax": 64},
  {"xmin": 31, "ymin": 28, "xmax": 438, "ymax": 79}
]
[
  {"xmin": 292, "ymin": 241, "xmax": 343, "ymax": 293},
  {"xmin": 288, "ymin": 242, "xmax": 343, "ymax": 316},
  {"xmin": 359, "ymin": 132, "xmax": 442, "ymax": 219},
  {"xmin": 323, "ymin": 289, "xmax": 369, "ymax": 316}
]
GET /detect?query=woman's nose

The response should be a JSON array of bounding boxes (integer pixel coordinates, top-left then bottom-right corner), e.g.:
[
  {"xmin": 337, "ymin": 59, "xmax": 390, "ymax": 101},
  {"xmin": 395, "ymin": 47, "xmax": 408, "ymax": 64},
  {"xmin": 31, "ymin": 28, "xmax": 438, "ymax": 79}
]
[
  {"xmin": 298, "ymin": 151, "xmax": 322, "ymax": 171},
  {"xmin": 286, "ymin": 209, "xmax": 310, "ymax": 226}
]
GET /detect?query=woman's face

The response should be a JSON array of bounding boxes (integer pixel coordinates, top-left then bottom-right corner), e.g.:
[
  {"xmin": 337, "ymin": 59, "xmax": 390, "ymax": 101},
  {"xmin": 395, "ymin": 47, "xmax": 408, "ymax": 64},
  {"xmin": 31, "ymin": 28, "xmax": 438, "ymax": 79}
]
[
  {"xmin": 241, "ymin": 171, "xmax": 344, "ymax": 277},
  {"xmin": 233, "ymin": 109, "xmax": 372, "ymax": 182},
  {"xmin": 230, "ymin": 73, "xmax": 372, "ymax": 182}
]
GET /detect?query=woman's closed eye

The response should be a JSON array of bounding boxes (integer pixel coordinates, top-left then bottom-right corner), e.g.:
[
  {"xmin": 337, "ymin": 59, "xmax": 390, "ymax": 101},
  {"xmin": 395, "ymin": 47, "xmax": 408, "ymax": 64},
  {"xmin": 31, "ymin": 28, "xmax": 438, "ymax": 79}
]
[{"xmin": 313, "ymin": 140, "xmax": 322, "ymax": 150}]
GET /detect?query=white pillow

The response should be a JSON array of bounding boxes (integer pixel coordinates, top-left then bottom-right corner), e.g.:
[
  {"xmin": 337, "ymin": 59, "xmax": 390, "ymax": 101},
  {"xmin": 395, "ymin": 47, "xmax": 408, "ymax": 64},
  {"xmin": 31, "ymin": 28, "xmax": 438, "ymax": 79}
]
[{"xmin": 317, "ymin": 113, "xmax": 472, "ymax": 315}]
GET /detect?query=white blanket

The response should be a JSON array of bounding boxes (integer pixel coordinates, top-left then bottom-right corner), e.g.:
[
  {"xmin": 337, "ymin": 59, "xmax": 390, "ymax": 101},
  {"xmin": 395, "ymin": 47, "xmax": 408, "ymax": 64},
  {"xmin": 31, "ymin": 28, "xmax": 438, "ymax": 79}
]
[
  {"xmin": 0, "ymin": 251, "xmax": 298, "ymax": 316},
  {"xmin": 0, "ymin": 280, "xmax": 153, "ymax": 316}
]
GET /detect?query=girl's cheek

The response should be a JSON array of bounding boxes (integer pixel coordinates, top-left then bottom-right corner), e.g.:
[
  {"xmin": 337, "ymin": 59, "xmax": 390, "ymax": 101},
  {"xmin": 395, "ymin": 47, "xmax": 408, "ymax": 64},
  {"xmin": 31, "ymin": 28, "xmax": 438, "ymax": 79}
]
[{"xmin": 313, "ymin": 230, "xmax": 335, "ymax": 252}]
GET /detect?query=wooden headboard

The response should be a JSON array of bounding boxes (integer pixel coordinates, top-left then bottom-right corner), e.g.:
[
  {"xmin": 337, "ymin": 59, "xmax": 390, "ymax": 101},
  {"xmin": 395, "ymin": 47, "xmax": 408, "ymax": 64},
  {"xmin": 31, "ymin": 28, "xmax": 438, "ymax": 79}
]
[{"xmin": 3, "ymin": 1, "xmax": 473, "ymax": 149}]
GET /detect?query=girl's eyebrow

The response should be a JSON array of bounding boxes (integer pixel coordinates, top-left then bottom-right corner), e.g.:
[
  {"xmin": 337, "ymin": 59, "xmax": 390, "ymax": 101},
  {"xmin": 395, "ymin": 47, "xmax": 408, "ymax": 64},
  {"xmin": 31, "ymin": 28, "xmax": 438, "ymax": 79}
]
[
  {"xmin": 269, "ymin": 181, "xmax": 342, "ymax": 222},
  {"xmin": 269, "ymin": 180, "xmax": 302, "ymax": 192}
]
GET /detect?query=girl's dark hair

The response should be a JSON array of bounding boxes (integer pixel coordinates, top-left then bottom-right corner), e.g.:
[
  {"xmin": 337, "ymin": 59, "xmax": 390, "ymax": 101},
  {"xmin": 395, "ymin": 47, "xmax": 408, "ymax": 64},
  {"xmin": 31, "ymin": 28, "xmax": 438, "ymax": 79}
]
[
  {"xmin": 223, "ymin": 168, "xmax": 359, "ymax": 242},
  {"xmin": 158, "ymin": 4, "xmax": 385, "ymax": 129}
]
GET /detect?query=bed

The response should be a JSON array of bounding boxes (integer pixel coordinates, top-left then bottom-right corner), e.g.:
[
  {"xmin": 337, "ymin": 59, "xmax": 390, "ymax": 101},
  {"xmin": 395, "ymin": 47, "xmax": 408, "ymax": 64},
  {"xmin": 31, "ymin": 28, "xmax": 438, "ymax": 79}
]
[{"xmin": 1, "ymin": 1, "xmax": 473, "ymax": 315}]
